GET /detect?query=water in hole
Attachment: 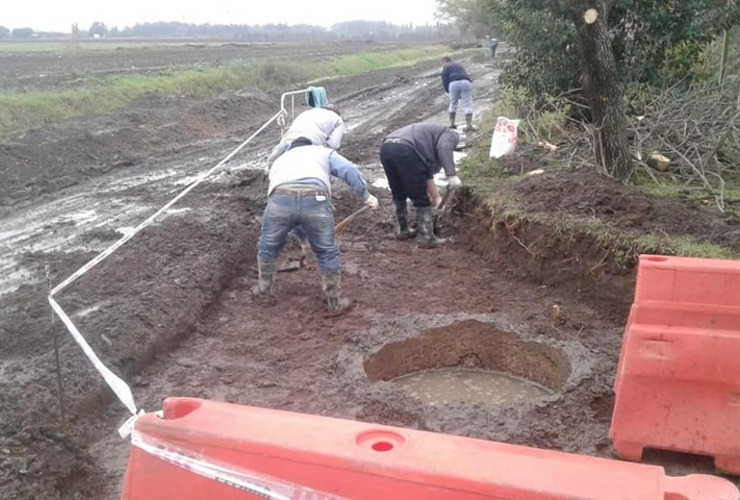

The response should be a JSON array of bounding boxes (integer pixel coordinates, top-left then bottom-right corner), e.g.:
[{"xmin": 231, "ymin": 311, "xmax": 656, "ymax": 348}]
[{"xmin": 391, "ymin": 368, "xmax": 552, "ymax": 405}]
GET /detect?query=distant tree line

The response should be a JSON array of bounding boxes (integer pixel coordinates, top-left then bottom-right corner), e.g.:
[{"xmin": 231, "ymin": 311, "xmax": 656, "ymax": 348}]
[
  {"xmin": 0, "ymin": 26, "xmax": 36, "ymax": 39},
  {"xmin": 0, "ymin": 20, "xmax": 456, "ymax": 41}
]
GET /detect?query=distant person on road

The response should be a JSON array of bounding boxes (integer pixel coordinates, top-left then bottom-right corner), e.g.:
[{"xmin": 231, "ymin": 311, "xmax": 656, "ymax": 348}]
[
  {"xmin": 441, "ymin": 56, "xmax": 477, "ymax": 132},
  {"xmin": 486, "ymin": 37, "xmax": 499, "ymax": 58},
  {"xmin": 253, "ymin": 137, "xmax": 378, "ymax": 315},
  {"xmin": 266, "ymin": 104, "xmax": 346, "ymax": 169},
  {"xmin": 379, "ymin": 122, "xmax": 461, "ymax": 248}
]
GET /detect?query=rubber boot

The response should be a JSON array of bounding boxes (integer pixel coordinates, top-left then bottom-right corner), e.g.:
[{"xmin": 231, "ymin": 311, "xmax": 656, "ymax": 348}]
[
  {"xmin": 251, "ymin": 258, "xmax": 276, "ymax": 296},
  {"xmin": 321, "ymin": 271, "xmax": 352, "ymax": 315},
  {"xmin": 416, "ymin": 206, "xmax": 446, "ymax": 248},
  {"xmin": 394, "ymin": 200, "xmax": 417, "ymax": 240},
  {"xmin": 464, "ymin": 113, "xmax": 478, "ymax": 132},
  {"xmin": 449, "ymin": 112, "xmax": 457, "ymax": 129}
]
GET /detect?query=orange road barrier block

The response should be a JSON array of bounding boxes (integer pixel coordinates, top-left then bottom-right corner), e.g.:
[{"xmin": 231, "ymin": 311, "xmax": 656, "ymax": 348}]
[
  {"xmin": 121, "ymin": 397, "xmax": 739, "ymax": 499},
  {"xmin": 611, "ymin": 254, "xmax": 740, "ymax": 475}
]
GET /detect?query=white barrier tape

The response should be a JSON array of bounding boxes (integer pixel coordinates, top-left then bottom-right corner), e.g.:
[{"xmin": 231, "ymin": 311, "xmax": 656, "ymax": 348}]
[
  {"xmin": 49, "ymin": 296, "xmax": 138, "ymax": 415},
  {"xmin": 51, "ymin": 109, "xmax": 284, "ymax": 297},
  {"xmin": 118, "ymin": 410, "xmax": 151, "ymax": 439},
  {"xmin": 47, "ymin": 111, "xmax": 285, "ymax": 422},
  {"xmin": 132, "ymin": 430, "xmax": 341, "ymax": 500}
]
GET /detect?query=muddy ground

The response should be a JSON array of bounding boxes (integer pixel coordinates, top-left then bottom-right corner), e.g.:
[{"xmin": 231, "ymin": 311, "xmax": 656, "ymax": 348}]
[{"xmin": 1, "ymin": 42, "xmax": 739, "ymax": 499}]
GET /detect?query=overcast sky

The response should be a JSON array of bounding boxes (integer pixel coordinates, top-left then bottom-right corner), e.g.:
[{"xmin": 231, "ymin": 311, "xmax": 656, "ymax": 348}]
[{"xmin": 4, "ymin": 0, "xmax": 441, "ymax": 32}]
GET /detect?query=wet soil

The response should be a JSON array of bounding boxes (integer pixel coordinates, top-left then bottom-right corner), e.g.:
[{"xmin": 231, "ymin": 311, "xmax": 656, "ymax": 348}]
[
  {"xmin": 0, "ymin": 42, "xmax": 737, "ymax": 499},
  {"xmin": 0, "ymin": 40, "xmax": 408, "ymax": 91}
]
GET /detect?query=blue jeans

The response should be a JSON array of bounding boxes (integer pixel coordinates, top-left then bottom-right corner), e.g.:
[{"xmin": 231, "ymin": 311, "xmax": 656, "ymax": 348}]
[
  {"xmin": 257, "ymin": 193, "xmax": 340, "ymax": 272},
  {"xmin": 448, "ymin": 79, "xmax": 473, "ymax": 114}
]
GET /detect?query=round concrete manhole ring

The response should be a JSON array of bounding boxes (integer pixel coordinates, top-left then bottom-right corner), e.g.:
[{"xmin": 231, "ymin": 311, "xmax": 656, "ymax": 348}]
[{"xmin": 364, "ymin": 319, "xmax": 571, "ymax": 406}]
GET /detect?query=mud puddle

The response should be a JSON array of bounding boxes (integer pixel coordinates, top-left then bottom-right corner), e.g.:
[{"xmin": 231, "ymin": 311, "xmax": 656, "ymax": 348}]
[{"xmin": 389, "ymin": 368, "xmax": 553, "ymax": 405}]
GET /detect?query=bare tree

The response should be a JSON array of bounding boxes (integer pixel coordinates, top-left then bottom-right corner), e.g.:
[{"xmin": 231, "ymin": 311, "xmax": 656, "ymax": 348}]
[{"xmin": 558, "ymin": 1, "xmax": 633, "ymax": 180}]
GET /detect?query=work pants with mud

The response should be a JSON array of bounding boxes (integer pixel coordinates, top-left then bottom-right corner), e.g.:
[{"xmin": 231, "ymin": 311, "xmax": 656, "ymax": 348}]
[
  {"xmin": 257, "ymin": 190, "xmax": 340, "ymax": 272},
  {"xmin": 379, "ymin": 141, "xmax": 432, "ymax": 208},
  {"xmin": 448, "ymin": 79, "xmax": 474, "ymax": 115}
]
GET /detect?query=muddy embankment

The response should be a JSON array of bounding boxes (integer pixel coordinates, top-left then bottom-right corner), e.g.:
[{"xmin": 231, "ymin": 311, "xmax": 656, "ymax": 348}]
[
  {"xmin": 458, "ymin": 196, "xmax": 636, "ymax": 320},
  {"xmin": 0, "ymin": 178, "xmax": 264, "ymax": 498}
]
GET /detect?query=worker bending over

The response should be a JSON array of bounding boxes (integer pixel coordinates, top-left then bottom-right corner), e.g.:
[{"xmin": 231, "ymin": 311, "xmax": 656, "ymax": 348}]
[
  {"xmin": 254, "ymin": 137, "xmax": 378, "ymax": 314},
  {"xmin": 380, "ymin": 122, "xmax": 461, "ymax": 248}
]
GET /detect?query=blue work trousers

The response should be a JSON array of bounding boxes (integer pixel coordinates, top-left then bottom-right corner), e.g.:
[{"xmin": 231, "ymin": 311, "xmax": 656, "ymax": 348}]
[
  {"xmin": 448, "ymin": 79, "xmax": 474, "ymax": 115},
  {"xmin": 257, "ymin": 193, "xmax": 340, "ymax": 273}
]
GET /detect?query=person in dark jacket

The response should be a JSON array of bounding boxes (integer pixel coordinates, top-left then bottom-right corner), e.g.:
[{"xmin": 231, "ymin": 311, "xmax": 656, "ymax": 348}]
[
  {"xmin": 486, "ymin": 37, "xmax": 499, "ymax": 58},
  {"xmin": 379, "ymin": 122, "xmax": 461, "ymax": 248},
  {"xmin": 441, "ymin": 56, "xmax": 477, "ymax": 132}
]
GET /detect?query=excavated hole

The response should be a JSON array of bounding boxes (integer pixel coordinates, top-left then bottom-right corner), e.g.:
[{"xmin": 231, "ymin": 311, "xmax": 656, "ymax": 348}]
[{"xmin": 364, "ymin": 319, "xmax": 571, "ymax": 406}]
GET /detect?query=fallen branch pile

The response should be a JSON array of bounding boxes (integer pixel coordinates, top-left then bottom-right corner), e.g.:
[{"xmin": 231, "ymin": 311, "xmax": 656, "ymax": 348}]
[
  {"xmin": 629, "ymin": 82, "xmax": 740, "ymax": 212},
  {"xmin": 519, "ymin": 81, "xmax": 740, "ymax": 212}
]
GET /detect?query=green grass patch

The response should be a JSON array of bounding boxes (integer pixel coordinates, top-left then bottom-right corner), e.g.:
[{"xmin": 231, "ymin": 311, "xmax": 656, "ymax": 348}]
[
  {"xmin": 309, "ymin": 45, "xmax": 446, "ymax": 81},
  {"xmin": 633, "ymin": 233, "xmax": 736, "ymax": 259},
  {"xmin": 0, "ymin": 67, "xmax": 262, "ymax": 137},
  {"xmin": 635, "ymin": 173, "xmax": 740, "ymax": 220},
  {"xmin": 0, "ymin": 45, "xmax": 445, "ymax": 139}
]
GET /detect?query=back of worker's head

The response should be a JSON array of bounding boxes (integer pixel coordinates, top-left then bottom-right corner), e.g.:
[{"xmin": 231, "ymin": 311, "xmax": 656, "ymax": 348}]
[
  {"xmin": 324, "ymin": 103, "xmax": 341, "ymax": 117},
  {"xmin": 290, "ymin": 137, "xmax": 313, "ymax": 149},
  {"xmin": 442, "ymin": 56, "xmax": 452, "ymax": 66}
]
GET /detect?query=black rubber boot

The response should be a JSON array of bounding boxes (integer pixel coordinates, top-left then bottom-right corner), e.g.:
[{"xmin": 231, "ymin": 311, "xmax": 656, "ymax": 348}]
[
  {"xmin": 464, "ymin": 113, "xmax": 478, "ymax": 132},
  {"xmin": 251, "ymin": 258, "xmax": 276, "ymax": 296},
  {"xmin": 394, "ymin": 200, "xmax": 417, "ymax": 240},
  {"xmin": 321, "ymin": 271, "xmax": 352, "ymax": 315},
  {"xmin": 416, "ymin": 206, "xmax": 446, "ymax": 248},
  {"xmin": 449, "ymin": 112, "xmax": 457, "ymax": 129}
]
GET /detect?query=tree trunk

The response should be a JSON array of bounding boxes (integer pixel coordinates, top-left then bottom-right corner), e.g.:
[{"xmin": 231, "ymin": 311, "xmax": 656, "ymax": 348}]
[{"xmin": 560, "ymin": 1, "xmax": 633, "ymax": 181}]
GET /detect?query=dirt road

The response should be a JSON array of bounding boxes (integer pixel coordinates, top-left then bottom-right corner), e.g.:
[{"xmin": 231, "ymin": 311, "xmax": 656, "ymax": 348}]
[{"xmin": 1, "ymin": 43, "xmax": 735, "ymax": 499}]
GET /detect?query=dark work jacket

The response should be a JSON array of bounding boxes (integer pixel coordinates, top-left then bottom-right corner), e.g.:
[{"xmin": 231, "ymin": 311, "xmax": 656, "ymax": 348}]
[
  {"xmin": 386, "ymin": 123, "xmax": 459, "ymax": 178},
  {"xmin": 441, "ymin": 62, "xmax": 471, "ymax": 93}
]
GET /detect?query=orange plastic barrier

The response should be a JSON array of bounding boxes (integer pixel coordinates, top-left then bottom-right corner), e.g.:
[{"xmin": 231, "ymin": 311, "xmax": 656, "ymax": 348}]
[
  {"xmin": 121, "ymin": 397, "xmax": 739, "ymax": 499},
  {"xmin": 611, "ymin": 254, "xmax": 740, "ymax": 474}
]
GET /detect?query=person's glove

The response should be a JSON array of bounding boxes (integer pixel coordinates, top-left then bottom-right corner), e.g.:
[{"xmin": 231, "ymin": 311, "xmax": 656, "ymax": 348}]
[
  {"xmin": 364, "ymin": 194, "xmax": 379, "ymax": 210},
  {"xmin": 447, "ymin": 175, "xmax": 462, "ymax": 188}
]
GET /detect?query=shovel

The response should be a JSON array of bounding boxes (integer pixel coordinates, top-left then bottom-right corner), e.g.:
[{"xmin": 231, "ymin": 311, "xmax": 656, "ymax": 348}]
[
  {"xmin": 433, "ymin": 185, "xmax": 459, "ymax": 231},
  {"xmin": 437, "ymin": 186, "xmax": 458, "ymax": 212},
  {"xmin": 335, "ymin": 205, "xmax": 370, "ymax": 234}
]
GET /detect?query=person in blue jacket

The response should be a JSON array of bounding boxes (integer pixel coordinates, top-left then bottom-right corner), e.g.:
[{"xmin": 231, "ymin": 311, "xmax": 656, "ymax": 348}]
[{"xmin": 441, "ymin": 56, "xmax": 477, "ymax": 132}]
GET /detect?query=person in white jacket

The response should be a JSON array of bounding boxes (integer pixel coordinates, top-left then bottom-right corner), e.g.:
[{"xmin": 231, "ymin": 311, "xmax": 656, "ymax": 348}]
[
  {"xmin": 266, "ymin": 104, "xmax": 346, "ymax": 169},
  {"xmin": 265, "ymin": 104, "xmax": 347, "ymax": 261},
  {"xmin": 254, "ymin": 137, "xmax": 378, "ymax": 314}
]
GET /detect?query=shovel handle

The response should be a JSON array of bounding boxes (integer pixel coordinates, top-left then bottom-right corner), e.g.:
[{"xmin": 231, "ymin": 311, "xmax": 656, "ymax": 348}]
[
  {"xmin": 335, "ymin": 205, "xmax": 370, "ymax": 234},
  {"xmin": 437, "ymin": 185, "xmax": 460, "ymax": 212}
]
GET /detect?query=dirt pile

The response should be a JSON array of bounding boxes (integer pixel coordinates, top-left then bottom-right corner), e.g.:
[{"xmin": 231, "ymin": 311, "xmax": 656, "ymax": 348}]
[{"xmin": 514, "ymin": 167, "xmax": 740, "ymax": 248}]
